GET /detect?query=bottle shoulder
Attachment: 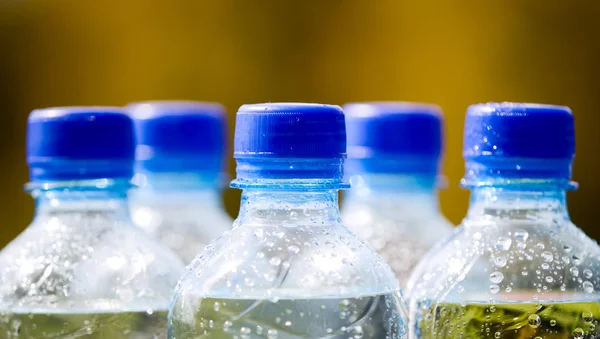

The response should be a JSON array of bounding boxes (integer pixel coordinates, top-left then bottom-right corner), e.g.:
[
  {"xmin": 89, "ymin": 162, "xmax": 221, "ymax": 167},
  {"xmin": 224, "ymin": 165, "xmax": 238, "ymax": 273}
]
[
  {"xmin": 342, "ymin": 201, "xmax": 454, "ymax": 245},
  {"xmin": 0, "ymin": 217, "xmax": 184, "ymax": 311},
  {"xmin": 176, "ymin": 222, "xmax": 399, "ymax": 300},
  {"xmin": 407, "ymin": 219, "xmax": 600, "ymax": 303}
]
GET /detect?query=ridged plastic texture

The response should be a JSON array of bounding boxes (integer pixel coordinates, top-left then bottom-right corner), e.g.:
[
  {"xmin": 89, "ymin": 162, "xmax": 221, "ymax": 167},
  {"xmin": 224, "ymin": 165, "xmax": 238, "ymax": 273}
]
[
  {"xmin": 127, "ymin": 101, "xmax": 227, "ymax": 174},
  {"xmin": 344, "ymin": 102, "xmax": 443, "ymax": 175},
  {"xmin": 464, "ymin": 102, "xmax": 575, "ymax": 180},
  {"xmin": 27, "ymin": 107, "xmax": 135, "ymax": 181},
  {"xmin": 233, "ymin": 103, "xmax": 346, "ymax": 180}
]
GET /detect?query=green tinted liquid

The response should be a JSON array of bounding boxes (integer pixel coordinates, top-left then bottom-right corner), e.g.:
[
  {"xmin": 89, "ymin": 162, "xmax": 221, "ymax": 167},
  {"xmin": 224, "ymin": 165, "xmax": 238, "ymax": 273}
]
[
  {"xmin": 417, "ymin": 300, "xmax": 600, "ymax": 339},
  {"xmin": 169, "ymin": 294, "xmax": 406, "ymax": 338},
  {"xmin": 0, "ymin": 310, "xmax": 167, "ymax": 338}
]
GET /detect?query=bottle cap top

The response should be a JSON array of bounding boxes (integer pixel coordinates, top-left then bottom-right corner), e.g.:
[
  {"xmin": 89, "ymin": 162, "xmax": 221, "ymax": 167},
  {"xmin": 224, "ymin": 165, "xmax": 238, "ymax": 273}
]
[
  {"xmin": 233, "ymin": 103, "xmax": 346, "ymax": 180},
  {"xmin": 344, "ymin": 102, "xmax": 443, "ymax": 175},
  {"xmin": 127, "ymin": 101, "xmax": 228, "ymax": 175},
  {"xmin": 464, "ymin": 102, "xmax": 575, "ymax": 180},
  {"xmin": 27, "ymin": 106, "xmax": 135, "ymax": 181}
]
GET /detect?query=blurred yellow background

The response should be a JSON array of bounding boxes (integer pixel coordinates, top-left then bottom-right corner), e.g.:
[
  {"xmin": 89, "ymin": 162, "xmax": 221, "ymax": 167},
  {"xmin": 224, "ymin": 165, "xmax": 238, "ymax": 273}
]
[{"xmin": 1, "ymin": 1, "xmax": 599, "ymax": 246}]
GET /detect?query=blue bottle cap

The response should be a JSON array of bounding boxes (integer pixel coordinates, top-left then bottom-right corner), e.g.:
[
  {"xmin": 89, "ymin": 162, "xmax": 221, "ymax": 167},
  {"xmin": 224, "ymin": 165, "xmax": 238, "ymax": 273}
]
[
  {"xmin": 344, "ymin": 102, "xmax": 443, "ymax": 175},
  {"xmin": 127, "ymin": 101, "xmax": 228, "ymax": 175},
  {"xmin": 233, "ymin": 103, "xmax": 346, "ymax": 180},
  {"xmin": 27, "ymin": 107, "xmax": 135, "ymax": 181},
  {"xmin": 464, "ymin": 102, "xmax": 575, "ymax": 180}
]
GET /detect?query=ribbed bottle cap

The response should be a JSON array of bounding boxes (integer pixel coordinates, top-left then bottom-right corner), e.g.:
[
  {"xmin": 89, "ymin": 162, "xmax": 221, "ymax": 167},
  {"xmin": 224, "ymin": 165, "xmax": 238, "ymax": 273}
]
[
  {"xmin": 233, "ymin": 103, "xmax": 346, "ymax": 180},
  {"xmin": 344, "ymin": 102, "xmax": 443, "ymax": 175},
  {"xmin": 27, "ymin": 107, "xmax": 135, "ymax": 181},
  {"xmin": 127, "ymin": 101, "xmax": 228, "ymax": 174},
  {"xmin": 464, "ymin": 102, "xmax": 575, "ymax": 180}
]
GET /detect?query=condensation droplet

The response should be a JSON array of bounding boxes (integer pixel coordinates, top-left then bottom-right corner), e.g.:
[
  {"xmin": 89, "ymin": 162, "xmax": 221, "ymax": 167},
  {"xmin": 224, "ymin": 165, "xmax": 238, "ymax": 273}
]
[
  {"xmin": 545, "ymin": 276, "xmax": 554, "ymax": 283},
  {"xmin": 494, "ymin": 256, "xmax": 507, "ymax": 267},
  {"xmin": 496, "ymin": 237, "xmax": 512, "ymax": 251},
  {"xmin": 489, "ymin": 271, "xmax": 504, "ymax": 284},
  {"xmin": 515, "ymin": 229, "xmax": 529, "ymax": 241},
  {"xmin": 528, "ymin": 314, "xmax": 541, "ymax": 328},
  {"xmin": 541, "ymin": 251, "xmax": 554, "ymax": 262},
  {"xmin": 269, "ymin": 257, "xmax": 282, "ymax": 266},
  {"xmin": 571, "ymin": 267, "xmax": 580, "ymax": 277},
  {"xmin": 583, "ymin": 311, "xmax": 594, "ymax": 323}
]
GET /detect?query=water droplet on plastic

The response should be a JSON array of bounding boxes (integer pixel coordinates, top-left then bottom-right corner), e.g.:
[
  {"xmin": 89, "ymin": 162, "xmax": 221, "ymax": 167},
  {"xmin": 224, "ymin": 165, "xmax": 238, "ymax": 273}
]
[
  {"xmin": 583, "ymin": 280, "xmax": 594, "ymax": 293},
  {"xmin": 494, "ymin": 256, "xmax": 507, "ymax": 267},
  {"xmin": 573, "ymin": 327, "xmax": 584, "ymax": 339},
  {"xmin": 496, "ymin": 237, "xmax": 512, "ymax": 251},
  {"xmin": 489, "ymin": 284, "xmax": 500, "ymax": 294},
  {"xmin": 541, "ymin": 251, "xmax": 554, "ymax": 262},
  {"xmin": 489, "ymin": 271, "xmax": 504, "ymax": 284},
  {"xmin": 269, "ymin": 257, "xmax": 282, "ymax": 266},
  {"xmin": 584, "ymin": 269, "xmax": 593, "ymax": 279},
  {"xmin": 528, "ymin": 314, "xmax": 541, "ymax": 328}
]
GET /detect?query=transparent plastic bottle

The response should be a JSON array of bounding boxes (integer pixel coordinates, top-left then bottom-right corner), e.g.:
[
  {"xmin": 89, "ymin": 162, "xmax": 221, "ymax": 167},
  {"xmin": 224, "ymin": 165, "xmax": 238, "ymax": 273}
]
[
  {"xmin": 168, "ymin": 103, "xmax": 408, "ymax": 338},
  {"xmin": 127, "ymin": 101, "xmax": 232, "ymax": 264},
  {"xmin": 0, "ymin": 107, "xmax": 184, "ymax": 338},
  {"xmin": 407, "ymin": 103, "xmax": 600, "ymax": 339},
  {"xmin": 342, "ymin": 102, "xmax": 454, "ymax": 287}
]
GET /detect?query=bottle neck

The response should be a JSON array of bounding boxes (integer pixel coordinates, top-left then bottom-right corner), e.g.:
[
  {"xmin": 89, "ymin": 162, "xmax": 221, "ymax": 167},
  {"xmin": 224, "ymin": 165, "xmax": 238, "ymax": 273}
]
[
  {"xmin": 28, "ymin": 179, "xmax": 131, "ymax": 221},
  {"xmin": 466, "ymin": 180, "xmax": 570, "ymax": 223},
  {"xmin": 344, "ymin": 173, "xmax": 441, "ymax": 213},
  {"xmin": 236, "ymin": 186, "xmax": 341, "ymax": 227},
  {"xmin": 130, "ymin": 172, "xmax": 225, "ymax": 207}
]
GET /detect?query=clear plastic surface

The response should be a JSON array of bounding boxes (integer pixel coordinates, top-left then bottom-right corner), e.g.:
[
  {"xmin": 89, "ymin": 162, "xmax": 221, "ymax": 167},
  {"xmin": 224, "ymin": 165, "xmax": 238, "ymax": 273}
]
[
  {"xmin": 343, "ymin": 174, "xmax": 453, "ymax": 288},
  {"xmin": 0, "ymin": 181, "xmax": 184, "ymax": 338},
  {"xmin": 168, "ymin": 184, "xmax": 408, "ymax": 339},
  {"xmin": 131, "ymin": 186, "xmax": 231, "ymax": 264},
  {"xmin": 407, "ymin": 181, "xmax": 600, "ymax": 339}
]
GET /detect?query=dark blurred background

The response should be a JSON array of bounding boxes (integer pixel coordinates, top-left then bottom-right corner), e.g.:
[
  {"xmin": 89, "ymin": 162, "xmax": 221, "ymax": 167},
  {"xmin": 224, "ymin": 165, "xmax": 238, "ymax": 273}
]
[{"xmin": 1, "ymin": 1, "xmax": 599, "ymax": 246}]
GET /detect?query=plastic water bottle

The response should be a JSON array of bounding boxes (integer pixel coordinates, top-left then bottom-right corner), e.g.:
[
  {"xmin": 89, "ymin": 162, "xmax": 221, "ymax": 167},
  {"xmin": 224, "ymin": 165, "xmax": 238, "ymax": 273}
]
[
  {"xmin": 168, "ymin": 103, "xmax": 408, "ymax": 338},
  {"xmin": 342, "ymin": 102, "xmax": 454, "ymax": 287},
  {"xmin": 0, "ymin": 107, "xmax": 184, "ymax": 338},
  {"xmin": 127, "ymin": 101, "xmax": 231, "ymax": 264},
  {"xmin": 407, "ymin": 103, "xmax": 600, "ymax": 338}
]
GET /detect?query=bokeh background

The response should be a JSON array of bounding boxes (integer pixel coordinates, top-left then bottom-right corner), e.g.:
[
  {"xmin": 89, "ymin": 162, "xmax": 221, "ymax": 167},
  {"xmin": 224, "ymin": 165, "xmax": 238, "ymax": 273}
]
[{"xmin": 1, "ymin": 1, "xmax": 599, "ymax": 246}]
